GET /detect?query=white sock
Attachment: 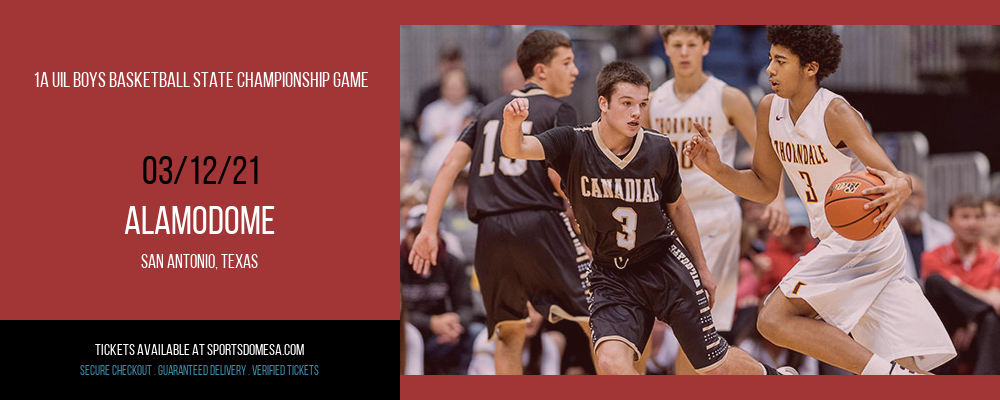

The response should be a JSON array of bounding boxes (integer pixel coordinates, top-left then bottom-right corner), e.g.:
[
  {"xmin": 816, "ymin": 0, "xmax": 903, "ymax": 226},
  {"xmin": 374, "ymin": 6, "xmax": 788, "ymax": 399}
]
[{"xmin": 861, "ymin": 354, "xmax": 891, "ymax": 375}]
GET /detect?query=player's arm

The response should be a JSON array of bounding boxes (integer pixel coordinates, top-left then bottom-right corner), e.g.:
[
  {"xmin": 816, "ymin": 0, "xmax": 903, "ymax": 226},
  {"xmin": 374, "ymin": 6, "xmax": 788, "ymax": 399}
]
[
  {"xmin": 825, "ymin": 98, "xmax": 912, "ymax": 225},
  {"xmin": 408, "ymin": 142, "xmax": 473, "ymax": 275},
  {"xmin": 724, "ymin": 87, "xmax": 789, "ymax": 235},
  {"xmin": 664, "ymin": 194, "xmax": 716, "ymax": 308},
  {"xmin": 500, "ymin": 98, "xmax": 545, "ymax": 160},
  {"xmin": 685, "ymin": 94, "xmax": 784, "ymax": 204}
]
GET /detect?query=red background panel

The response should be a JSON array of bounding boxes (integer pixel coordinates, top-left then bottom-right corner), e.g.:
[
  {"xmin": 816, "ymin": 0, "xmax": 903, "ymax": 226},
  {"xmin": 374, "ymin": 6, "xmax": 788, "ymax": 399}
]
[{"xmin": 0, "ymin": 1, "xmax": 395, "ymax": 320}]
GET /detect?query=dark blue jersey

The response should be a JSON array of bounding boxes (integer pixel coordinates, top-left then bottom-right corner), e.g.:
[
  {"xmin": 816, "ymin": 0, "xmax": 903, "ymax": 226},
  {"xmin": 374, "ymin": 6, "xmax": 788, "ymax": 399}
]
[{"xmin": 458, "ymin": 83, "xmax": 577, "ymax": 222}]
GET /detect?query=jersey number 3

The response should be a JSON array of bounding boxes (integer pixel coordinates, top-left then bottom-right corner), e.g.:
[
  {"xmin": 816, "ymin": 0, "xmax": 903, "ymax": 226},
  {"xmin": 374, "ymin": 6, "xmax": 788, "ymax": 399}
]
[
  {"xmin": 613, "ymin": 207, "xmax": 637, "ymax": 250},
  {"xmin": 479, "ymin": 120, "xmax": 531, "ymax": 177},
  {"xmin": 797, "ymin": 171, "xmax": 819, "ymax": 203}
]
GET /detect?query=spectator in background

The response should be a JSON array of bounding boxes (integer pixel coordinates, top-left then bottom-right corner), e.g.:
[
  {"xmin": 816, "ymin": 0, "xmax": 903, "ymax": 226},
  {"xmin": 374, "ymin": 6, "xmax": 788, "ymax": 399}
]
[
  {"xmin": 419, "ymin": 69, "xmax": 477, "ymax": 183},
  {"xmin": 730, "ymin": 221, "xmax": 767, "ymax": 343},
  {"xmin": 414, "ymin": 44, "xmax": 488, "ymax": 123},
  {"xmin": 982, "ymin": 195, "xmax": 1000, "ymax": 254},
  {"xmin": 756, "ymin": 197, "xmax": 818, "ymax": 299},
  {"xmin": 402, "ymin": 297, "xmax": 424, "ymax": 375},
  {"xmin": 401, "ymin": 205, "xmax": 478, "ymax": 374},
  {"xmin": 898, "ymin": 175, "xmax": 954, "ymax": 279},
  {"xmin": 741, "ymin": 198, "xmax": 772, "ymax": 254},
  {"xmin": 400, "ymin": 180, "xmax": 429, "ymax": 242},
  {"xmin": 922, "ymin": 195, "xmax": 1000, "ymax": 374}
]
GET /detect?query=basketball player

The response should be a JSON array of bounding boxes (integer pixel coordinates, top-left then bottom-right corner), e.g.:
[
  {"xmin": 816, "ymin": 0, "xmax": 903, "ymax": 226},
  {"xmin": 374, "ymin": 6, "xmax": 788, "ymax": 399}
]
[
  {"xmin": 409, "ymin": 30, "xmax": 592, "ymax": 375},
  {"xmin": 642, "ymin": 25, "xmax": 790, "ymax": 374},
  {"xmin": 685, "ymin": 25, "xmax": 955, "ymax": 374},
  {"xmin": 501, "ymin": 61, "xmax": 793, "ymax": 375}
]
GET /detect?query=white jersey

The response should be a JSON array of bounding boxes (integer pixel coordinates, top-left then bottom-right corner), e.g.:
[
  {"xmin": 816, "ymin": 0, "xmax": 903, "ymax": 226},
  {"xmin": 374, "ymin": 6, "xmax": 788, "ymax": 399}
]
[
  {"xmin": 770, "ymin": 88, "xmax": 956, "ymax": 371},
  {"xmin": 650, "ymin": 76, "xmax": 737, "ymax": 202},
  {"xmin": 768, "ymin": 88, "xmax": 863, "ymax": 240}
]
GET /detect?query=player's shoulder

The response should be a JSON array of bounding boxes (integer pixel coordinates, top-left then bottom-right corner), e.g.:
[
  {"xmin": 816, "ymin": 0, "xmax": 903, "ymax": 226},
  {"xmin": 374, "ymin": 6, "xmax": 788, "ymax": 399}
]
[
  {"xmin": 511, "ymin": 84, "xmax": 567, "ymax": 106},
  {"xmin": 642, "ymin": 127, "xmax": 667, "ymax": 138},
  {"xmin": 542, "ymin": 123, "xmax": 590, "ymax": 136},
  {"xmin": 641, "ymin": 128, "xmax": 672, "ymax": 148},
  {"xmin": 721, "ymin": 84, "xmax": 750, "ymax": 102},
  {"xmin": 755, "ymin": 93, "xmax": 777, "ymax": 115},
  {"xmin": 824, "ymin": 97, "xmax": 856, "ymax": 117},
  {"xmin": 559, "ymin": 123, "xmax": 593, "ymax": 136}
]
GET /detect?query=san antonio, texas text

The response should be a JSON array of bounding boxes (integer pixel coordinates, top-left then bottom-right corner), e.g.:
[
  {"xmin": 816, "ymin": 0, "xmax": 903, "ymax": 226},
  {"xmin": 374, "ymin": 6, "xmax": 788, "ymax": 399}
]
[{"xmin": 128, "ymin": 206, "xmax": 271, "ymax": 269}]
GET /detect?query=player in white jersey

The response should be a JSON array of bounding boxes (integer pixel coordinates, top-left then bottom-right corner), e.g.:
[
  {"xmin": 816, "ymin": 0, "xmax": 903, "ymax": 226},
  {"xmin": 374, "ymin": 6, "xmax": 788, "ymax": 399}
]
[
  {"xmin": 642, "ymin": 25, "xmax": 790, "ymax": 375},
  {"xmin": 685, "ymin": 25, "xmax": 955, "ymax": 375}
]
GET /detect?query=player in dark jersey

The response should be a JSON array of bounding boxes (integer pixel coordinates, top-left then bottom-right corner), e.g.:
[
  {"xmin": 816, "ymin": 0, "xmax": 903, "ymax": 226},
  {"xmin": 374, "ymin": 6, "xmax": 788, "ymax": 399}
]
[
  {"xmin": 500, "ymin": 61, "xmax": 794, "ymax": 375},
  {"xmin": 409, "ymin": 30, "xmax": 592, "ymax": 375}
]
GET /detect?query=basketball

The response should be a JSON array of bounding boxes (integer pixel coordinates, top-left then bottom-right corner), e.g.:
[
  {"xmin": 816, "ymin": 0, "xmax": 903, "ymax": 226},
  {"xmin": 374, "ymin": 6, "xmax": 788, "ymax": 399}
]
[{"xmin": 824, "ymin": 171, "xmax": 888, "ymax": 241}]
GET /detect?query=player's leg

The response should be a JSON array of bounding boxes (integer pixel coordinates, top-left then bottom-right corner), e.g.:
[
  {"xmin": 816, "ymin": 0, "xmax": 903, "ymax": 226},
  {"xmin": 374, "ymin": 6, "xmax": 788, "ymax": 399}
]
[
  {"xmin": 758, "ymin": 291, "xmax": 928, "ymax": 375},
  {"xmin": 893, "ymin": 357, "xmax": 931, "ymax": 374},
  {"xmin": 474, "ymin": 214, "xmax": 532, "ymax": 374},
  {"xmin": 762, "ymin": 224, "xmax": 955, "ymax": 375},
  {"xmin": 656, "ymin": 241, "xmax": 775, "ymax": 375},
  {"xmin": 757, "ymin": 290, "xmax": 875, "ymax": 373},
  {"xmin": 526, "ymin": 210, "xmax": 601, "ymax": 372},
  {"xmin": 568, "ymin": 317, "xmax": 650, "ymax": 374},
  {"xmin": 850, "ymin": 274, "xmax": 955, "ymax": 374},
  {"xmin": 595, "ymin": 340, "xmax": 638, "ymax": 375},
  {"xmin": 494, "ymin": 320, "xmax": 527, "ymax": 374},
  {"xmin": 634, "ymin": 336, "xmax": 653, "ymax": 374},
  {"xmin": 674, "ymin": 346, "xmax": 696, "ymax": 375},
  {"xmin": 587, "ymin": 262, "xmax": 655, "ymax": 375}
]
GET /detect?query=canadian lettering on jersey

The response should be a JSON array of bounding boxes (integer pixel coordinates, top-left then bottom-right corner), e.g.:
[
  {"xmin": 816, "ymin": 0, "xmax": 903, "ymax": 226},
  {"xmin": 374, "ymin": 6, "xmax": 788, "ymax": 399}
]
[
  {"xmin": 772, "ymin": 140, "xmax": 830, "ymax": 166},
  {"xmin": 654, "ymin": 116, "xmax": 712, "ymax": 135},
  {"xmin": 580, "ymin": 176, "xmax": 660, "ymax": 203}
]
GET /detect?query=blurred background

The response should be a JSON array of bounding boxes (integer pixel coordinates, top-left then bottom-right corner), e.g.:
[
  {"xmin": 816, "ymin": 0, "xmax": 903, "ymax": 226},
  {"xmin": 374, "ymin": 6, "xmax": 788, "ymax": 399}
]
[{"xmin": 400, "ymin": 25, "xmax": 1000, "ymax": 375}]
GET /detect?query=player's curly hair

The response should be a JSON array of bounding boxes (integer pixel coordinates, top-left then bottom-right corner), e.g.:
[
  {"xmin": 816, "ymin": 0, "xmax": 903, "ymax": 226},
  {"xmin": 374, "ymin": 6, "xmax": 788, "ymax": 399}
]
[
  {"xmin": 766, "ymin": 25, "xmax": 842, "ymax": 83},
  {"xmin": 596, "ymin": 61, "xmax": 650, "ymax": 102}
]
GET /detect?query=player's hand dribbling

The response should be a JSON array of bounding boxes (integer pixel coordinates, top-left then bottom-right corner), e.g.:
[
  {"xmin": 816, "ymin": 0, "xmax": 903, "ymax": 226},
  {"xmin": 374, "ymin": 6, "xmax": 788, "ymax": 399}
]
[
  {"xmin": 684, "ymin": 122, "xmax": 723, "ymax": 176},
  {"xmin": 861, "ymin": 166, "xmax": 912, "ymax": 226},
  {"xmin": 503, "ymin": 98, "xmax": 530, "ymax": 126},
  {"xmin": 409, "ymin": 230, "xmax": 439, "ymax": 276}
]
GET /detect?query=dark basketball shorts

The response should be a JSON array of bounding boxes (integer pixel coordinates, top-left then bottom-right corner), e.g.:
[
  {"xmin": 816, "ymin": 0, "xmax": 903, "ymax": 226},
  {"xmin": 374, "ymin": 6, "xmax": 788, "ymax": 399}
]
[
  {"xmin": 476, "ymin": 209, "xmax": 592, "ymax": 339},
  {"xmin": 588, "ymin": 240, "xmax": 730, "ymax": 371}
]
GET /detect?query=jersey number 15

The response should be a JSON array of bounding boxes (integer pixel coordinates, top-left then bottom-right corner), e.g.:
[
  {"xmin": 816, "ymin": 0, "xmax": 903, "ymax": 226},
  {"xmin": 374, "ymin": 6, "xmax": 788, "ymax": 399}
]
[{"xmin": 479, "ymin": 120, "xmax": 532, "ymax": 177}]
